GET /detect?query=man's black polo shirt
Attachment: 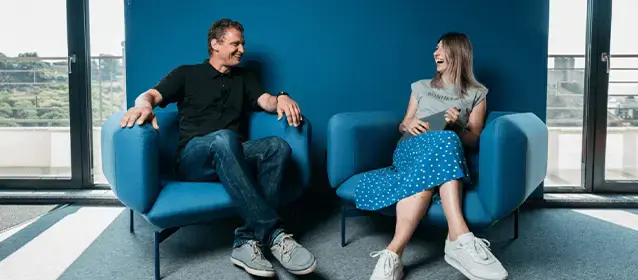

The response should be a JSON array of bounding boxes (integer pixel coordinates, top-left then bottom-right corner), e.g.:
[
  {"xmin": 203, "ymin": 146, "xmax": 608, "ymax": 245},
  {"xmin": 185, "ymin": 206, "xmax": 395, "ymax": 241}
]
[{"xmin": 152, "ymin": 60, "xmax": 265, "ymax": 157}]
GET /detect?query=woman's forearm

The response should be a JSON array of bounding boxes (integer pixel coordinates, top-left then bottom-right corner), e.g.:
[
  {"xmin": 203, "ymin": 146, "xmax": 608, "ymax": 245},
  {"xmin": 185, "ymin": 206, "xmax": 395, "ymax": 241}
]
[
  {"xmin": 460, "ymin": 130, "xmax": 479, "ymax": 149},
  {"xmin": 453, "ymin": 125, "xmax": 480, "ymax": 150},
  {"xmin": 399, "ymin": 120, "xmax": 409, "ymax": 132}
]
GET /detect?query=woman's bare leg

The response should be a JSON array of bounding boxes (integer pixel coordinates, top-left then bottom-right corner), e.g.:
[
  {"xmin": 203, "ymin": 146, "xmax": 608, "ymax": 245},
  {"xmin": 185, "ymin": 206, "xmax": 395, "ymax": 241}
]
[
  {"xmin": 438, "ymin": 179, "xmax": 470, "ymax": 241},
  {"xmin": 386, "ymin": 189, "xmax": 434, "ymax": 256},
  {"xmin": 439, "ymin": 179, "xmax": 509, "ymax": 279}
]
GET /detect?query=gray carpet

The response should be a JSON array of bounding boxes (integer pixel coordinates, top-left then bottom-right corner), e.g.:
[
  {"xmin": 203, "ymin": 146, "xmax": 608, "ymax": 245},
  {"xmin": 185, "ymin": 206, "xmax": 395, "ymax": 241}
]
[
  {"xmin": 2, "ymin": 198, "xmax": 638, "ymax": 280},
  {"xmin": 0, "ymin": 204, "xmax": 60, "ymax": 231}
]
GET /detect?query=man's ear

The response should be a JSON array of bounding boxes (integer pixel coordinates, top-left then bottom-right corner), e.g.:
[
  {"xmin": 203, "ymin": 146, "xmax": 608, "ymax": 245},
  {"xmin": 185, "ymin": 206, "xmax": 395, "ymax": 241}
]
[{"xmin": 211, "ymin": 39, "xmax": 218, "ymax": 52}]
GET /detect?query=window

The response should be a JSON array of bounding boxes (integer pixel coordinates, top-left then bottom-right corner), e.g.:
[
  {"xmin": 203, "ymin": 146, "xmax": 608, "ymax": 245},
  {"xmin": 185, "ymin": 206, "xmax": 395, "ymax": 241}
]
[
  {"xmin": 546, "ymin": 0, "xmax": 638, "ymax": 193},
  {"xmin": 0, "ymin": 0, "xmax": 125, "ymax": 189}
]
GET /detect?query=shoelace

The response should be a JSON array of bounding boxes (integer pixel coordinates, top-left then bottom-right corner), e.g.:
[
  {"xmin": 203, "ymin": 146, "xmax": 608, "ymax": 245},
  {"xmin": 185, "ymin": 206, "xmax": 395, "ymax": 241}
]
[
  {"xmin": 276, "ymin": 234, "xmax": 298, "ymax": 261},
  {"xmin": 370, "ymin": 250, "xmax": 396, "ymax": 277},
  {"xmin": 460, "ymin": 237, "xmax": 493, "ymax": 262},
  {"xmin": 248, "ymin": 241, "xmax": 265, "ymax": 261}
]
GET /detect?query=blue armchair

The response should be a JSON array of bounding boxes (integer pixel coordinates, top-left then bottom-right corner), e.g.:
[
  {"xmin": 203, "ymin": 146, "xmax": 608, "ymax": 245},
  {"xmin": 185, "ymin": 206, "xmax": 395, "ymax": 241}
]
[
  {"xmin": 326, "ymin": 110, "xmax": 547, "ymax": 247},
  {"xmin": 101, "ymin": 110, "xmax": 312, "ymax": 280}
]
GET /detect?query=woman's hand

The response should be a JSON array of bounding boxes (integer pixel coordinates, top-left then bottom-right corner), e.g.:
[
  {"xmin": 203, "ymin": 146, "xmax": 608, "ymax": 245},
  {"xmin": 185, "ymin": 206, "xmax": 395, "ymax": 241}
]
[
  {"xmin": 445, "ymin": 107, "xmax": 461, "ymax": 125},
  {"xmin": 404, "ymin": 118, "xmax": 430, "ymax": 136}
]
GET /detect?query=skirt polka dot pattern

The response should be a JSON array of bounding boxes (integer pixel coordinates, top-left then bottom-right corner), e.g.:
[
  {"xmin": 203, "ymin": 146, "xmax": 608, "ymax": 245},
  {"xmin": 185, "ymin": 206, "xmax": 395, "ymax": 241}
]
[{"xmin": 355, "ymin": 130, "xmax": 470, "ymax": 211}]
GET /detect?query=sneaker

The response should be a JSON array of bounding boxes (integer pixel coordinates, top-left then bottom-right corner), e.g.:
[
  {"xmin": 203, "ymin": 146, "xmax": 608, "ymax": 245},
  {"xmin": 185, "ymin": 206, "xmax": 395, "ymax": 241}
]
[
  {"xmin": 369, "ymin": 249, "xmax": 403, "ymax": 280},
  {"xmin": 444, "ymin": 232, "xmax": 508, "ymax": 280},
  {"xmin": 269, "ymin": 232, "xmax": 317, "ymax": 275},
  {"xmin": 231, "ymin": 240, "xmax": 276, "ymax": 278}
]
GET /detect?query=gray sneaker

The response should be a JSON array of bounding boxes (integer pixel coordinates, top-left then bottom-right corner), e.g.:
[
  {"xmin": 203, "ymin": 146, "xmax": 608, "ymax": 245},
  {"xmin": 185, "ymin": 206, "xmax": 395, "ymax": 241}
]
[
  {"xmin": 369, "ymin": 249, "xmax": 403, "ymax": 280},
  {"xmin": 269, "ymin": 233, "xmax": 317, "ymax": 275},
  {"xmin": 231, "ymin": 240, "xmax": 276, "ymax": 278},
  {"xmin": 444, "ymin": 232, "xmax": 508, "ymax": 280}
]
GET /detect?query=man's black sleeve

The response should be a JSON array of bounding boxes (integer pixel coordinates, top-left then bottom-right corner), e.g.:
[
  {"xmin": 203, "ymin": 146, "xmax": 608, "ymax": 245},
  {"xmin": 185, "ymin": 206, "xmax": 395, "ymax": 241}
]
[
  {"xmin": 243, "ymin": 70, "xmax": 266, "ymax": 111},
  {"xmin": 152, "ymin": 65, "xmax": 186, "ymax": 108}
]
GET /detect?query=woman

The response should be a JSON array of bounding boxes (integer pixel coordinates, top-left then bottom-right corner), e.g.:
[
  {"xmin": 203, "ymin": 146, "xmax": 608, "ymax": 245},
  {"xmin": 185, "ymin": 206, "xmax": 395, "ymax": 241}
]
[{"xmin": 356, "ymin": 32, "xmax": 509, "ymax": 280}]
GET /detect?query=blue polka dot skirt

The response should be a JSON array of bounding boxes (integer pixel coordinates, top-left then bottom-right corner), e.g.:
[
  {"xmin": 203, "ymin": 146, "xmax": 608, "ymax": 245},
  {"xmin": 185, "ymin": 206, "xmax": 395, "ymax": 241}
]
[{"xmin": 355, "ymin": 130, "xmax": 470, "ymax": 211}]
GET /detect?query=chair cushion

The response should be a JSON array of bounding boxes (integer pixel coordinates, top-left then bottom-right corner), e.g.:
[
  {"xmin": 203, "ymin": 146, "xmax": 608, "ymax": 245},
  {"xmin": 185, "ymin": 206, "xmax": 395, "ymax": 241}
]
[
  {"xmin": 335, "ymin": 173, "xmax": 362, "ymax": 204},
  {"xmin": 336, "ymin": 171, "xmax": 495, "ymax": 230},
  {"xmin": 145, "ymin": 179, "xmax": 306, "ymax": 229},
  {"xmin": 146, "ymin": 180, "xmax": 236, "ymax": 229}
]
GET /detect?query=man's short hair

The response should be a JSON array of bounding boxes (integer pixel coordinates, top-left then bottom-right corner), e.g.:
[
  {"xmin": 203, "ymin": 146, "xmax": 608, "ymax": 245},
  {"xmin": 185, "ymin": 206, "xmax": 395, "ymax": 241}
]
[{"xmin": 207, "ymin": 18, "xmax": 244, "ymax": 55}]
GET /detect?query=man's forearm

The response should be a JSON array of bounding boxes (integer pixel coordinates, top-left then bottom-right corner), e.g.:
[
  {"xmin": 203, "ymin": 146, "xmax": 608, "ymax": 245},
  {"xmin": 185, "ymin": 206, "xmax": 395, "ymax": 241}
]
[
  {"xmin": 258, "ymin": 94, "xmax": 278, "ymax": 112},
  {"xmin": 134, "ymin": 91, "xmax": 157, "ymax": 108}
]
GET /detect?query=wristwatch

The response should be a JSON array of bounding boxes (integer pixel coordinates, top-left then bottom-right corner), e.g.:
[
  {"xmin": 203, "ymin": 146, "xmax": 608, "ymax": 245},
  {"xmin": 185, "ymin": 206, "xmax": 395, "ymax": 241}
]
[
  {"xmin": 276, "ymin": 92, "xmax": 289, "ymax": 103},
  {"xmin": 277, "ymin": 91, "xmax": 289, "ymax": 98}
]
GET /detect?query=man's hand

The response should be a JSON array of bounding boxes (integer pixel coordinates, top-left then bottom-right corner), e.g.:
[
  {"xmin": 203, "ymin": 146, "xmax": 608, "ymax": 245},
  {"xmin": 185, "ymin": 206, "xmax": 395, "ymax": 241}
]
[
  {"xmin": 405, "ymin": 118, "xmax": 430, "ymax": 136},
  {"xmin": 120, "ymin": 105, "xmax": 159, "ymax": 130},
  {"xmin": 276, "ymin": 96, "xmax": 303, "ymax": 127},
  {"xmin": 445, "ymin": 107, "xmax": 461, "ymax": 125}
]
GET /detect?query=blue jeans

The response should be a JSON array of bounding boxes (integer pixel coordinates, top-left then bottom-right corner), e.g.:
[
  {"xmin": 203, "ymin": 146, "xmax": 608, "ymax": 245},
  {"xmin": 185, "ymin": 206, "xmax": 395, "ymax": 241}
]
[{"xmin": 177, "ymin": 129, "xmax": 291, "ymax": 248}]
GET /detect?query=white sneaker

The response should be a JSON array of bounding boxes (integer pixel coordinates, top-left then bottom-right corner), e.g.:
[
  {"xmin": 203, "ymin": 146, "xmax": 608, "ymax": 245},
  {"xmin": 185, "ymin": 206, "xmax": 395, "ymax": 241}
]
[
  {"xmin": 444, "ymin": 232, "xmax": 508, "ymax": 280},
  {"xmin": 369, "ymin": 249, "xmax": 403, "ymax": 280}
]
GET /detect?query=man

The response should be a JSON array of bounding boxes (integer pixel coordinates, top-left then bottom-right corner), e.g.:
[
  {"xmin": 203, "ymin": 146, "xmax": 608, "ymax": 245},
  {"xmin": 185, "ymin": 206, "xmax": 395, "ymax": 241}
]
[{"xmin": 119, "ymin": 18, "xmax": 316, "ymax": 278}]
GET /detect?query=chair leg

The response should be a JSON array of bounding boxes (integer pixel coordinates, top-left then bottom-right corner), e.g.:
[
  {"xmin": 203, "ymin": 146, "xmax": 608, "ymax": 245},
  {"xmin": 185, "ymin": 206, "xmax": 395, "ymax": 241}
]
[
  {"xmin": 513, "ymin": 207, "xmax": 519, "ymax": 240},
  {"xmin": 341, "ymin": 205, "xmax": 347, "ymax": 247},
  {"xmin": 154, "ymin": 232, "xmax": 160, "ymax": 280},
  {"xmin": 153, "ymin": 227, "xmax": 180, "ymax": 280},
  {"xmin": 129, "ymin": 209, "xmax": 134, "ymax": 234}
]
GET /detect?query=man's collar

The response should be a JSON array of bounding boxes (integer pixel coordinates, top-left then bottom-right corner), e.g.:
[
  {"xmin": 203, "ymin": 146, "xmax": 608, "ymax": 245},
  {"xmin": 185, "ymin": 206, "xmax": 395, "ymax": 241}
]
[{"xmin": 202, "ymin": 59, "xmax": 232, "ymax": 78}]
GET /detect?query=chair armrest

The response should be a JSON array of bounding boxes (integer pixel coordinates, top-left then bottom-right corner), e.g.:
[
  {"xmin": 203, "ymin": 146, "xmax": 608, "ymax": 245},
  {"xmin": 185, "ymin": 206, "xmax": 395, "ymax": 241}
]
[
  {"xmin": 476, "ymin": 112, "xmax": 548, "ymax": 220},
  {"xmin": 327, "ymin": 111, "xmax": 403, "ymax": 188},
  {"xmin": 247, "ymin": 111, "xmax": 312, "ymax": 189},
  {"xmin": 101, "ymin": 111, "xmax": 161, "ymax": 214}
]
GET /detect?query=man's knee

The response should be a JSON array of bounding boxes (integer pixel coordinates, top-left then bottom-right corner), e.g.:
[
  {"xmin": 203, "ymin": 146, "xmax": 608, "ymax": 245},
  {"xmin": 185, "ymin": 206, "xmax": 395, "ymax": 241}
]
[
  {"xmin": 268, "ymin": 136, "xmax": 292, "ymax": 158},
  {"xmin": 207, "ymin": 129, "xmax": 241, "ymax": 152}
]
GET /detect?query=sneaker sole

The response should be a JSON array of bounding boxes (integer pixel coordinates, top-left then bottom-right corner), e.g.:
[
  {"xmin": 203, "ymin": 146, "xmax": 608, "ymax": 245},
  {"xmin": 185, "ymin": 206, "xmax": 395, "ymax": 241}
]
[
  {"xmin": 286, "ymin": 258, "xmax": 318, "ymax": 276},
  {"xmin": 444, "ymin": 255, "xmax": 508, "ymax": 280},
  {"xmin": 370, "ymin": 270, "xmax": 403, "ymax": 280},
  {"xmin": 230, "ymin": 257, "xmax": 276, "ymax": 278}
]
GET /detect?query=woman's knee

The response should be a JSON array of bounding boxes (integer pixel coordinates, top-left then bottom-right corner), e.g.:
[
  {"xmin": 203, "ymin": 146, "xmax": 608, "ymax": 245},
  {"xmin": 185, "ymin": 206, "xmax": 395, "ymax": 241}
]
[
  {"xmin": 409, "ymin": 188, "xmax": 434, "ymax": 201},
  {"xmin": 440, "ymin": 130, "xmax": 462, "ymax": 146},
  {"xmin": 439, "ymin": 180, "xmax": 462, "ymax": 191}
]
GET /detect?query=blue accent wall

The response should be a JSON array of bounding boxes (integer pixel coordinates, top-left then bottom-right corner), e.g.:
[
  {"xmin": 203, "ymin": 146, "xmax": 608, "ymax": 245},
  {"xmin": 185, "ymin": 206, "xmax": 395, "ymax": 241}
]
[{"xmin": 124, "ymin": 0, "xmax": 550, "ymax": 195}]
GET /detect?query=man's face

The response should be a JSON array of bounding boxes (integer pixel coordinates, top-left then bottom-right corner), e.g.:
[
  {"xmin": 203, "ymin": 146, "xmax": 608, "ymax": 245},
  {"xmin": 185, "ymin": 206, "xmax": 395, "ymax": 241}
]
[{"xmin": 212, "ymin": 27, "xmax": 245, "ymax": 66}]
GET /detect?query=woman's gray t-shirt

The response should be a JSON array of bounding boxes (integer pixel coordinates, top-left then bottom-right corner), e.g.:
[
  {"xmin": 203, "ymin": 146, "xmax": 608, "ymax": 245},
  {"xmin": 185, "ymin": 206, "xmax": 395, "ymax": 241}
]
[{"xmin": 410, "ymin": 79, "xmax": 488, "ymax": 128}]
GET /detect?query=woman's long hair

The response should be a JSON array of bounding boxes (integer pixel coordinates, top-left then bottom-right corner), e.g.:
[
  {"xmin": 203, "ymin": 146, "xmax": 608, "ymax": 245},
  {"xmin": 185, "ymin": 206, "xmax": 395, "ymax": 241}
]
[{"xmin": 430, "ymin": 32, "xmax": 484, "ymax": 95}]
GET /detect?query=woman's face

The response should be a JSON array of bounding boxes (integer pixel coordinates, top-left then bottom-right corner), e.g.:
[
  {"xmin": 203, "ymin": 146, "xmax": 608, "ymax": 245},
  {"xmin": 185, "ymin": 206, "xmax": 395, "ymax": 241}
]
[{"xmin": 433, "ymin": 41, "xmax": 449, "ymax": 73}]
